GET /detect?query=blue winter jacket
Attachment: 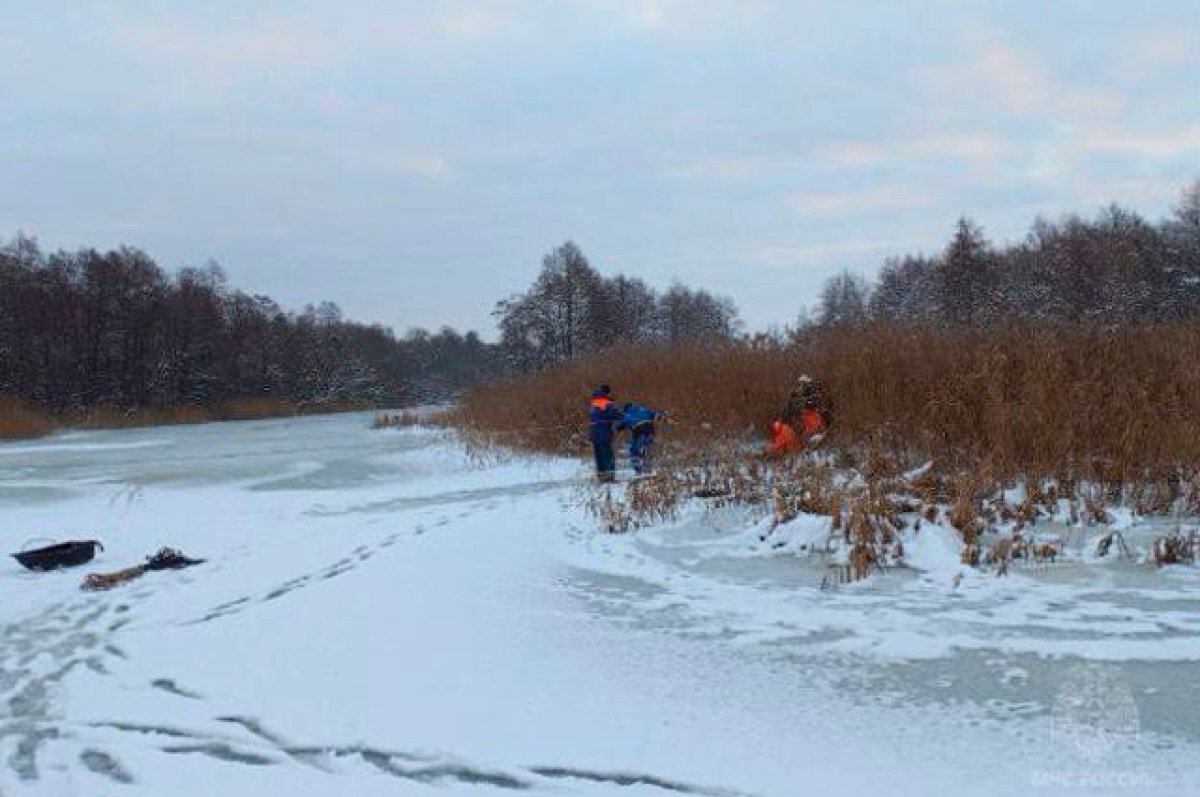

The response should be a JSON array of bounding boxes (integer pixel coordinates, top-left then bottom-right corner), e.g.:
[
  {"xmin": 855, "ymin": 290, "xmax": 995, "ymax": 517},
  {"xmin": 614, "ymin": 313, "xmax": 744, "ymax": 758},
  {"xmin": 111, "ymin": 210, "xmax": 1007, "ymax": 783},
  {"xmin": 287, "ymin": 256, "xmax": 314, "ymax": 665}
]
[
  {"xmin": 621, "ymin": 403, "xmax": 660, "ymax": 435},
  {"xmin": 589, "ymin": 397, "xmax": 623, "ymax": 445}
]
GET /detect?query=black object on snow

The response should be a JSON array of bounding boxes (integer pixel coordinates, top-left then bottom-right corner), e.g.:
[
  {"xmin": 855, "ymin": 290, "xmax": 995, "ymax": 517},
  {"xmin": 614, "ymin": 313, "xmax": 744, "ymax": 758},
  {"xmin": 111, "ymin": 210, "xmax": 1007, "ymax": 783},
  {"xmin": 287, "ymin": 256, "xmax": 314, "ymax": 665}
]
[
  {"xmin": 142, "ymin": 547, "xmax": 205, "ymax": 571},
  {"xmin": 12, "ymin": 540, "xmax": 104, "ymax": 571}
]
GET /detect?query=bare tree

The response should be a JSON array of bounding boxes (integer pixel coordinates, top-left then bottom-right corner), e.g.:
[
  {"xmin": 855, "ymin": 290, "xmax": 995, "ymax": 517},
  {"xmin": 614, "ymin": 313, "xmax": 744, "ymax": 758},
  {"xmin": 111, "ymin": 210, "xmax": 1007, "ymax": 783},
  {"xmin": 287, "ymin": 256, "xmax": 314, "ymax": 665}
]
[
  {"xmin": 817, "ymin": 270, "xmax": 870, "ymax": 328},
  {"xmin": 658, "ymin": 283, "xmax": 739, "ymax": 344}
]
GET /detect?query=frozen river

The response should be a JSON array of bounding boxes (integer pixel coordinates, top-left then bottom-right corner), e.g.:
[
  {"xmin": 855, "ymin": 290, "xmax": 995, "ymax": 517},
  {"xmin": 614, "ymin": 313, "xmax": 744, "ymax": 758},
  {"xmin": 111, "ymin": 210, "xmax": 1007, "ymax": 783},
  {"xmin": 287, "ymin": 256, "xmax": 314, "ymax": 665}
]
[{"xmin": 1, "ymin": 413, "xmax": 1198, "ymax": 795}]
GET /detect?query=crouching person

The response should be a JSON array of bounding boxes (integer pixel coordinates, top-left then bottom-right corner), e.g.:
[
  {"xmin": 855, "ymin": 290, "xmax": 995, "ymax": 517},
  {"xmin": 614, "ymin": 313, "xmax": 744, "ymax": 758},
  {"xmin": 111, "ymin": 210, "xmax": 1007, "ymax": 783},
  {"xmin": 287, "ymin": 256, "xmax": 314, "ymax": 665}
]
[
  {"xmin": 621, "ymin": 402, "xmax": 666, "ymax": 474},
  {"xmin": 589, "ymin": 384, "xmax": 623, "ymax": 483},
  {"xmin": 781, "ymin": 374, "xmax": 831, "ymax": 444}
]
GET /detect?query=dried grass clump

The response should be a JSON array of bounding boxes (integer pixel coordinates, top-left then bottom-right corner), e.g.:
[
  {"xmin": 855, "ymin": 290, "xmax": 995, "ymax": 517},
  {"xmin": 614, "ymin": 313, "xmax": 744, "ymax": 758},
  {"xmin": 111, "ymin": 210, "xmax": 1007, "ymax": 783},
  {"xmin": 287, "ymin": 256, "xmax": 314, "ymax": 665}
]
[
  {"xmin": 1151, "ymin": 530, "xmax": 1198, "ymax": 567},
  {"xmin": 78, "ymin": 404, "xmax": 207, "ymax": 429},
  {"xmin": 626, "ymin": 471, "xmax": 687, "ymax": 526},
  {"xmin": 584, "ymin": 469, "xmax": 692, "ymax": 533},
  {"xmin": 0, "ymin": 395, "xmax": 56, "ymax": 440},
  {"xmin": 1129, "ymin": 473, "xmax": 1200, "ymax": 517},
  {"xmin": 216, "ymin": 397, "xmax": 296, "ymax": 420},
  {"xmin": 841, "ymin": 493, "xmax": 904, "ymax": 580},
  {"xmin": 372, "ymin": 410, "xmax": 423, "ymax": 429},
  {"xmin": 585, "ymin": 486, "xmax": 636, "ymax": 534},
  {"xmin": 767, "ymin": 465, "xmax": 844, "ymax": 524},
  {"xmin": 1030, "ymin": 541, "xmax": 1060, "ymax": 562},
  {"xmin": 75, "ymin": 398, "xmax": 299, "ymax": 429},
  {"xmin": 985, "ymin": 537, "xmax": 1014, "ymax": 576},
  {"xmin": 948, "ymin": 495, "xmax": 981, "ymax": 547},
  {"xmin": 1, "ymin": 394, "xmax": 313, "ymax": 440}
]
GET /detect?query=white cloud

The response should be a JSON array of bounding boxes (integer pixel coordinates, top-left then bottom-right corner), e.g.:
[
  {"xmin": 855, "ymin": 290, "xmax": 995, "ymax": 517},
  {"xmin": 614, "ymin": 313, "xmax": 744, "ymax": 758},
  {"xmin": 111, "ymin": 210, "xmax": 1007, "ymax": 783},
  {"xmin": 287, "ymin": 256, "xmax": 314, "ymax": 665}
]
[
  {"xmin": 666, "ymin": 133, "xmax": 1016, "ymax": 184},
  {"xmin": 113, "ymin": 16, "xmax": 335, "ymax": 71},
  {"xmin": 974, "ymin": 44, "xmax": 1048, "ymax": 115},
  {"xmin": 437, "ymin": 7, "xmax": 511, "ymax": 40},
  {"xmin": 372, "ymin": 153, "xmax": 451, "ymax": 179},
  {"xmin": 789, "ymin": 185, "xmax": 927, "ymax": 216},
  {"xmin": 826, "ymin": 133, "xmax": 1014, "ymax": 169},
  {"xmin": 920, "ymin": 41, "xmax": 1125, "ymax": 122},
  {"xmin": 1072, "ymin": 176, "xmax": 1191, "ymax": 210},
  {"xmin": 662, "ymin": 154, "xmax": 800, "ymax": 180},
  {"xmin": 632, "ymin": 0, "xmax": 667, "ymax": 30},
  {"xmin": 618, "ymin": 0, "xmax": 772, "ymax": 38},
  {"xmin": 1020, "ymin": 120, "xmax": 1200, "ymax": 194},
  {"xmin": 1080, "ymin": 124, "xmax": 1200, "ymax": 159},
  {"xmin": 107, "ymin": 4, "xmax": 528, "ymax": 80},
  {"xmin": 751, "ymin": 237, "xmax": 918, "ymax": 268},
  {"xmin": 1123, "ymin": 29, "xmax": 1196, "ymax": 73}
]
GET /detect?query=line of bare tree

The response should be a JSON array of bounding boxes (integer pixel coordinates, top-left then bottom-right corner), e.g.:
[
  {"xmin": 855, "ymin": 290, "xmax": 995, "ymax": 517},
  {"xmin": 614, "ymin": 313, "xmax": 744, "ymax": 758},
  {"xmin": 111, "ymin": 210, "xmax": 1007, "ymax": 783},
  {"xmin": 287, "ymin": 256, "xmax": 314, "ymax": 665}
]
[
  {"xmin": 493, "ymin": 241, "xmax": 740, "ymax": 371},
  {"xmin": 0, "ymin": 236, "xmax": 739, "ymax": 415},
  {"xmin": 0, "ymin": 237, "xmax": 496, "ymax": 412},
  {"xmin": 811, "ymin": 180, "xmax": 1200, "ymax": 330},
  {"xmin": 14, "ymin": 173, "xmax": 1191, "ymax": 419}
]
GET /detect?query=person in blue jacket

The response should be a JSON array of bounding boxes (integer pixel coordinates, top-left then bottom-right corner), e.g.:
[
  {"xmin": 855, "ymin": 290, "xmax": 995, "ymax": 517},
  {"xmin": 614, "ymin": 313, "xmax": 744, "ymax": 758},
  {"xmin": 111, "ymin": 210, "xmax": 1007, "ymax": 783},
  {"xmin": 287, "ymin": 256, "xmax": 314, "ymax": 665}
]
[
  {"xmin": 588, "ymin": 384, "xmax": 623, "ymax": 483},
  {"xmin": 621, "ymin": 401, "xmax": 665, "ymax": 475}
]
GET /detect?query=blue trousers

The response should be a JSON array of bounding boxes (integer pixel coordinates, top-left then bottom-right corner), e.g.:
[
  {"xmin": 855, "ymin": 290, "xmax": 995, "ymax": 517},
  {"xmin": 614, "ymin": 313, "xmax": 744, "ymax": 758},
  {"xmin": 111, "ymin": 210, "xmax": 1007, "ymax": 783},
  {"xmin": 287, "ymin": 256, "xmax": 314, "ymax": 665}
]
[
  {"xmin": 629, "ymin": 431, "xmax": 654, "ymax": 474},
  {"xmin": 592, "ymin": 440, "xmax": 615, "ymax": 482}
]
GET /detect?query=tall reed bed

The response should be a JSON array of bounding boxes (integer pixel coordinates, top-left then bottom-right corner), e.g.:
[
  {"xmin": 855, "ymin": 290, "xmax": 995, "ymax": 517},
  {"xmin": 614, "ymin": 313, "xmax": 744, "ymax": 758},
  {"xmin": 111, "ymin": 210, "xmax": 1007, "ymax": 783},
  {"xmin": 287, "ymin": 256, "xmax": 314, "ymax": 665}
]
[
  {"xmin": 456, "ymin": 324, "xmax": 1200, "ymax": 487},
  {"xmin": 0, "ymin": 395, "xmax": 356, "ymax": 440},
  {"xmin": 452, "ymin": 344, "xmax": 797, "ymax": 456},
  {"xmin": 73, "ymin": 397, "xmax": 301, "ymax": 429},
  {"xmin": 0, "ymin": 396, "xmax": 55, "ymax": 440}
]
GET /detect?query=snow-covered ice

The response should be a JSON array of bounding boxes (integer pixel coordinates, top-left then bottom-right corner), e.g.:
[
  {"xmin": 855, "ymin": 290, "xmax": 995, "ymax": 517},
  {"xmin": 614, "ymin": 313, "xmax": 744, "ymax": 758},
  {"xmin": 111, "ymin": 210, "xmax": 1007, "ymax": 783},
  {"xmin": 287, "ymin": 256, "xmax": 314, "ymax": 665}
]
[{"xmin": 2, "ymin": 414, "xmax": 1198, "ymax": 795}]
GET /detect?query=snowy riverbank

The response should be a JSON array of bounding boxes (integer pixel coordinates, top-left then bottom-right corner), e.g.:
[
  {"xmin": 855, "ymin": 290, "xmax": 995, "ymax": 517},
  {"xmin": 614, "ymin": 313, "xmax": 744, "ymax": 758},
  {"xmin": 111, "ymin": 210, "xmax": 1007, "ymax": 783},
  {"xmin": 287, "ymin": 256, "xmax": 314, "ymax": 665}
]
[{"xmin": 2, "ymin": 414, "xmax": 1198, "ymax": 795}]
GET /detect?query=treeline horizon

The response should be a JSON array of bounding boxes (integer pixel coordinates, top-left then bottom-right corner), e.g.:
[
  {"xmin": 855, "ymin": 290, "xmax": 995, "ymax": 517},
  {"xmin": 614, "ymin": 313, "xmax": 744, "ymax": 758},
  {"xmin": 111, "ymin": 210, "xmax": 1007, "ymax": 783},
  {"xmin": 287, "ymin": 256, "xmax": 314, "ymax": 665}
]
[
  {"xmin": 0, "ymin": 235, "xmax": 742, "ymax": 422},
  {"xmin": 809, "ymin": 179, "xmax": 1200, "ymax": 331},
  {"xmin": 4, "ymin": 177, "xmax": 1199, "ymax": 429},
  {"xmin": 0, "ymin": 236, "xmax": 498, "ymax": 415}
]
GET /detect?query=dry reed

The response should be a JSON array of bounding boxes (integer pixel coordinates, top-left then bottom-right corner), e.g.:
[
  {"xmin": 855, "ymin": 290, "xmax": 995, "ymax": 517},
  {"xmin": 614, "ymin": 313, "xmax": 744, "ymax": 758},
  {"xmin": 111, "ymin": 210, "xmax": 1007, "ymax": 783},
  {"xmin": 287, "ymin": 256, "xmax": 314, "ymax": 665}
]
[
  {"xmin": 458, "ymin": 323, "xmax": 1200, "ymax": 489},
  {"xmin": 0, "ymin": 396, "xmax": 55, "ymax": 440},
  {"xmin": 0, "ymin": 395, "xmax": 322, "ymax": 440},
  {"xmin": 372, "ymin": 410, "xmax": 423, "ymax": 429},
  {"xmin": 75, "ymin": 397, "xmax": 299, "ymax": 429}
]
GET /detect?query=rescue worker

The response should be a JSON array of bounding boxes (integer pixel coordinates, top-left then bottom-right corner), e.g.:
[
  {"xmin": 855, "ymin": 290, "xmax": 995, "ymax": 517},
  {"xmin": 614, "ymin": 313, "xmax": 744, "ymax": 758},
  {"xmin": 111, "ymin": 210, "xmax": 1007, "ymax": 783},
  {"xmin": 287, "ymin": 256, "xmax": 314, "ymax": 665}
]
[
  {"xmin": 765, "ymin": 419, "xmax": 800, "ymax": 456},
  {"xmin": 620, "ymin": 402, "xmax": 666, "ymax": 474},
  {"xmin": 780, "ymin": 374, "xmax": 830, "ymax": 440},
  {"xmin": 767, "ymin": 374, "xmax": 830, "ymax": 455},
  {"xmin": 588, "ymin": 384, "xmax": 623, "ymax": 483},
  {"xmin": 780, "ymin": 375, "xmax": 818, "ymax": 423}
]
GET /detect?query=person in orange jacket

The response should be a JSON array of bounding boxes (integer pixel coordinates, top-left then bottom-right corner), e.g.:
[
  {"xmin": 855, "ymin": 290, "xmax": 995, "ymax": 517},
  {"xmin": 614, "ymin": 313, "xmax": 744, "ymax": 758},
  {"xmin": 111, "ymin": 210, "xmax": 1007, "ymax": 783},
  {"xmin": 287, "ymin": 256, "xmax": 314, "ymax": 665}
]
[
  {"xmin": 781, "ymin": 375, "xmax": 831, "ymax": 432},
  {"xmin": 588, "ymin": 384, "xmax": 623, "ymax": 483},
  {"xmin": 767, "ymin": 375, "xmax": 830, "ymax": 455}
]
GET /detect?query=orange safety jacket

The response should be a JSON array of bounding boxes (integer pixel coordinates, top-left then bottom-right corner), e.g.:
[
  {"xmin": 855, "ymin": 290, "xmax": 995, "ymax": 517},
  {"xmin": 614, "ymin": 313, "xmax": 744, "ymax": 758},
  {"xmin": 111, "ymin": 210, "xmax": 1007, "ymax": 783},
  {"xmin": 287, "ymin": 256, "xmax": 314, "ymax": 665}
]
[
  {"xmin": 766, "ymin": 420, "xmax": 799, "ymax": 455},
  {"xmin": 589, "ymin": 396, "xmax": 621, "ymax": 444},
  {"xmin": 800, "ymin": 407, "xmax": 827, "ymax": 438}
]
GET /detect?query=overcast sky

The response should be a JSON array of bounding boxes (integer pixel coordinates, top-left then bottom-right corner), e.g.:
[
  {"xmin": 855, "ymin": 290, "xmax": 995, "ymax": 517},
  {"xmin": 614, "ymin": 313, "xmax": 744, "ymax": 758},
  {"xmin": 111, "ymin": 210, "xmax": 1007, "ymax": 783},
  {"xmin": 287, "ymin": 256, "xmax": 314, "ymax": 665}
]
[{"xmin": 3, "ymin": 1, "xmax": 1198, "ymax": 336}]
